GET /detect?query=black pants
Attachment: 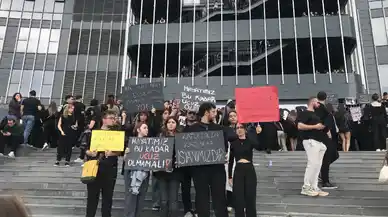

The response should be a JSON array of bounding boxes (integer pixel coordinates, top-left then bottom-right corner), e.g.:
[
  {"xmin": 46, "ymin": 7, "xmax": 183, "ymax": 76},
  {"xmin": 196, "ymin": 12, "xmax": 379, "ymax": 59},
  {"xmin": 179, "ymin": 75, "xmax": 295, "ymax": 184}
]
[
  {"xmin": 56, "ymin": 135, "xmax": 73, "ymax": 162},
  {"xmin": 226, "ymin": 191, "xmax": 233, "ymax": 208},
  {"xmin": 86, "ymin": 165, "xmax": 117, "ymax": 217},
  {"xmin": 159, "ymin": 177, "xmax": 180, "ymax": 217},
  {"xmin": 0, "ymin": 135, "xmax": 22, "ymax": 154},
  {"xmin": 43, "ymin": 120, "xmax": 58, "ymax": 148},
  {"xmin": 320, "ymin": 136, "xmax": 339, "ymax": 183},
  {"xmin": 372, "ymin": 123, "xmax": 387, "ymax": 150},
  {"xmin": 233, "ymin": 163, "xmax": 257, "ymax": 217},
  {"xmin": 192, "ymin": 165, "xmax": 228, "ymax": 217},
  {"xmin": 180, "ymin": 167, "xmax": 193, "ymax": 213}
]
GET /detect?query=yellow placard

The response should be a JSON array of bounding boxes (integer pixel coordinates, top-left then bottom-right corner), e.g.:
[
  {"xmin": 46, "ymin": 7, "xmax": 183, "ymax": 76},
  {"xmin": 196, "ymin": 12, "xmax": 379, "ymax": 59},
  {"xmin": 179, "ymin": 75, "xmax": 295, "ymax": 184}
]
[{"xmin": 90, "ymin": 130, "xmax": 125, "ymax": 152}]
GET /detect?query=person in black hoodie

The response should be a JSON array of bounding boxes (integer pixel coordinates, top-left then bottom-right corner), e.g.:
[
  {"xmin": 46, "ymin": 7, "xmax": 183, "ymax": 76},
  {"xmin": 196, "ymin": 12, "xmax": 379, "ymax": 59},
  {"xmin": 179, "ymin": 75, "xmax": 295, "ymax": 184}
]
[
  {"xmin": 154, "ymin": 117, "xmax": 181, "ymax": 217},
  {"xmin": 184, "ymin": 102, "xmax": 228, "ymax": 217},
  {"xmin": 315, "ymin": 91, "xmax": 338, "ymax": 189}
]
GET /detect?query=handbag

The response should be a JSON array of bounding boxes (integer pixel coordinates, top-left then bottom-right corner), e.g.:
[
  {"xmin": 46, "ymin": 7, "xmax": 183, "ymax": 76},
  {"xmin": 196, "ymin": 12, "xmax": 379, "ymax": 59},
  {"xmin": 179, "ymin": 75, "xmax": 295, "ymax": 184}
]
[
  {"xmin": 378, "ymin": 153, "xmax": 388, "ymax": 183},
  {"xmin": 81, "ymin": 160, "xmax": 99, "ymax": 184}
]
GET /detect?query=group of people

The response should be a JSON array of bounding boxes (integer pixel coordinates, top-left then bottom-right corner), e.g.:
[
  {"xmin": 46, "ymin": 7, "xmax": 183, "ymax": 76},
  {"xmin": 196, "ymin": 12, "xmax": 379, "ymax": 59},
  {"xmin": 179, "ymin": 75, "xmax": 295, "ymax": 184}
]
[{"xmin": 1, "ymin": 88, "xmax": 388, "ymax": 217}]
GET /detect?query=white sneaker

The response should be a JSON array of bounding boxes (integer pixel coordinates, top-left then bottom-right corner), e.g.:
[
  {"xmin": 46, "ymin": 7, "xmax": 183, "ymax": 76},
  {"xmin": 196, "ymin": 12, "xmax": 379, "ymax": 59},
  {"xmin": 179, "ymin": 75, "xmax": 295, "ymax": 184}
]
[
  {"xmin": 81, "ymin": 163, "xmax": 84, "ymax": 167},
  {"xmin": 227, "ymin": 207, "xmax": 233, "ymax": 212},
  {"xmin": 42, "ymin": 143, "xmax": 49, "ymax": 150},
  {"xmin": 377, "ymin": 149, "xmax": 381, "ymax": 152},
  {"xmin": 8, "ymin": 151, "xmax": 15, "ymax": 158},
  {"xmin": 184, "ymin": 212, "xmax": 193, "ymax": 217},
  {"xmin": 74, "ymin": 158, "xmax": 83, "ymax": 163},
  {"xmin": 0, "ymin": 153, "xmax": 4, "ymax": 157}
]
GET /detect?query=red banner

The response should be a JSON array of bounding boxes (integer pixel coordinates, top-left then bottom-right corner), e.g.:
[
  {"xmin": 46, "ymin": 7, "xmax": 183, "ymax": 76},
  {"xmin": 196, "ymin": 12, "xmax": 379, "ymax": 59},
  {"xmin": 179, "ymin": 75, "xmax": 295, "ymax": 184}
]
[{"xmin": 235, "ymin": 86, "xmax": 280, "ymax": 123}]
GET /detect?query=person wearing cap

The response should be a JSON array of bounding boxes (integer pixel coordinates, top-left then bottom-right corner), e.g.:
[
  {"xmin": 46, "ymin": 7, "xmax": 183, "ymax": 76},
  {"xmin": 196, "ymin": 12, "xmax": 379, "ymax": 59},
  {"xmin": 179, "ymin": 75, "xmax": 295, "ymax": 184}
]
[{"xmin": 0, "ymin": 115, "xmax": 23, "ymax": 158}]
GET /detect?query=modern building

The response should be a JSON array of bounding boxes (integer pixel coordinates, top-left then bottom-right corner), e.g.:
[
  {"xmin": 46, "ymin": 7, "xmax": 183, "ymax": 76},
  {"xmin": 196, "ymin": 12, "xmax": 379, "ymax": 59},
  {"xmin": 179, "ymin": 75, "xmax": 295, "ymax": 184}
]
[{"xmin": 0, "ymin": 0, "xmax": 384, "ymax": 105}]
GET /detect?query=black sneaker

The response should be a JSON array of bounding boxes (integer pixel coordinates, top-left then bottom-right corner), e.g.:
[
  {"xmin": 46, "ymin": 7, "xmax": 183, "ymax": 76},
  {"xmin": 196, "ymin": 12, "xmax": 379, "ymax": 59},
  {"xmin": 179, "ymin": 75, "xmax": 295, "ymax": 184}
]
[
  {"xmin": 266, "ymin": 149, "xmax": 272, "ymax": 154},
  {"xmin": 54, "ymin": 162, "xmax": 59, "ymax": 167},
  {"xmin": 64, "ymin": 162, "xmax": 70, "ymax": 167},
  {"xmin": 322, "ymin": 182, "xmax": 338, "ymax": 189}
]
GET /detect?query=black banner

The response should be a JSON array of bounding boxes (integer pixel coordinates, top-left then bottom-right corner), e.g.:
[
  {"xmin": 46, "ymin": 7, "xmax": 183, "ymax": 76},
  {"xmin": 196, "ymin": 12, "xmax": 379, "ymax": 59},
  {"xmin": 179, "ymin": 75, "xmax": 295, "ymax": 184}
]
[
  {"xmin": 122, "ymin": 82, "xmax": 164, "ymax": 113},
  {"xmin": 124, "ymin": 137, "xmax": 174, "ymax": 171},
  {"xmin": 175, "ymin": 131, "xmax": 226, "ymax": 167},
  {"xmin": 180, "ymin": 85, "xmax": 216, "ymax": 111}
]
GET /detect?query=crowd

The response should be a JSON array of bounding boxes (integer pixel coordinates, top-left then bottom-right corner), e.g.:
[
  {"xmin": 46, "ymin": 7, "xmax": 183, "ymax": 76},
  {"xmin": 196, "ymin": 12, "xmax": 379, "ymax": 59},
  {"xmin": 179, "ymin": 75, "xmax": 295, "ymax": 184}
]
[{"xmin": 0, "ymin": 88, "xmax": 387, "ymax": 217}]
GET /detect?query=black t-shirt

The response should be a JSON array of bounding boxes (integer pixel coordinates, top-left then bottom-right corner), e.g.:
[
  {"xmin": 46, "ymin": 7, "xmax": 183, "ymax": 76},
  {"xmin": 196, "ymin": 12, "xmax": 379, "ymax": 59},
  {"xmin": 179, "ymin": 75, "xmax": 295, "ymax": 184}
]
[
  {"xmin": 314, "ymin": 102, "xmax": 331, "ymax": 133},
  {"xmin": 74, "ymin": 101, "xmax": 86, "ymax": 125},
  {"xmin": 22, "ymin": 97, "xmax": 41, "ymax": 116},
  {"xmin": 296, "ymin": 110, "xmax": 326, "ymax": 142}
]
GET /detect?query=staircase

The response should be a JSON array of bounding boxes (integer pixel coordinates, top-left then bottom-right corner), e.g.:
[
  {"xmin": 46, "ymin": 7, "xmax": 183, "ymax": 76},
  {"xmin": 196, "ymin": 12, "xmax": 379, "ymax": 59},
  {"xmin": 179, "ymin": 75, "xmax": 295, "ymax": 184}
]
[
  {"xmin": 0, "ymin": 149, "xmax": 388, "ymax": 216},
  {"xmin": 196, "ymin": 44, "xmax": 286, "ymax": 77}
]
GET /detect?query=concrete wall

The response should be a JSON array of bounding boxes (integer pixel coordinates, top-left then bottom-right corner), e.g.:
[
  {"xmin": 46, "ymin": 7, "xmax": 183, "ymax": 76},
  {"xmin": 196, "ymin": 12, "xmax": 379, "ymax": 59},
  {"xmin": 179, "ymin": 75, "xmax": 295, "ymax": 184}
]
[{"xmin": 126, "ymin": 73, "xmax": 364, "ymax": 101}]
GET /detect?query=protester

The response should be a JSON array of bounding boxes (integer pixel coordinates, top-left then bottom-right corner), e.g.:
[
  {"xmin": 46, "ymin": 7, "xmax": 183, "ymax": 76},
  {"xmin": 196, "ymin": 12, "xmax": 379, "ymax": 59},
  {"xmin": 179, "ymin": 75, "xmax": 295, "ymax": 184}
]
[
  {"xmin": 184, "ymin": 102, "xmax": 228, "ymax": 217},
  {"xmin": 123, "ymin": 122, "xmax": 150, "ymax": 217},
  {"xmin": 315, "ymin": 91, "xmax": 338, "ymax": 189},
  {"xmin": 297, "ymin": 97, "xmax": 329, "ymax": 197},
  {"xmin": 154, "ymin": 117, "xmax": 181, "ymax": 217},
  {"xmin": 181, "ymin": 110, "xmax": 197, "ymax": 217},
  {"xmin": 85, "ymin": 111, "xmax": 121, "ymax": 217},
  {"xmin": 55, "ymin": 104, "xmax": 77, "ymax": 167},
  {"xmin": 74, "ymin": 95, "xmax": 86, "ymax": 146},
  {"xmin": 0, "ymin": 116, "xmax": 23, "ymax": 158},
  {"xmin": 335, "ymin": 103, "xmax": 351, "ymax": 152},
  {"xmin": 228, "ymin": 122, "xmax": 260, "ymax": 217},
  {"xmin": 20, "ymin": 90, "xmax": 41, "ymax": 146},
  {"xmin": 0, "ymin": 196, "xmax": 29, "ymax": 217},
  {"xmin": 8, "ymin": 92, "xmax": 22, "ymax": 120},
  {"xmin": 363, "ymin": 93, "xmax": 388, "ymax": 151},
  {"xmin": 42, "ymin": 102, "xmax": 59, "ymax": 150}
]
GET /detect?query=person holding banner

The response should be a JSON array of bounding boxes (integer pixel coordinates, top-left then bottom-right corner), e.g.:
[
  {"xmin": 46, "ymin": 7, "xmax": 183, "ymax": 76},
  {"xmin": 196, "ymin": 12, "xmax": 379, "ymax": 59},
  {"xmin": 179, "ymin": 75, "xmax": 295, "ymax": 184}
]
[
  {"xmin": 154, "ymin": 117, "xmax": 181, "ymax": 217},
  {"xmin": 184, "ymin": 102, "xmax": 229, "ymax": 217},
  {"xmin": 228, "ymin": 122, "xmax": 260, "ymax": 217},
  {"xmin": 85, "ymin": 111, "xmax": 122, "ymax": 217},
  {"xmin": 123, "ymin": 122, "xmax": 150, "ymax": 217}
]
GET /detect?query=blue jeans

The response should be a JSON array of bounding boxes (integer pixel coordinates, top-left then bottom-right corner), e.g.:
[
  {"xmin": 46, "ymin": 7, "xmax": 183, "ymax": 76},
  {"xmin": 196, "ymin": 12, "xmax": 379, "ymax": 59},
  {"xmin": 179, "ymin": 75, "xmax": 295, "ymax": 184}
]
[
  {"xmin": 123, "ymin": 170, "xmax": 150, "ymax": 217},
  {"xmin": 22, "ymin": 115, "xmax": 35, "ymax": 144}
]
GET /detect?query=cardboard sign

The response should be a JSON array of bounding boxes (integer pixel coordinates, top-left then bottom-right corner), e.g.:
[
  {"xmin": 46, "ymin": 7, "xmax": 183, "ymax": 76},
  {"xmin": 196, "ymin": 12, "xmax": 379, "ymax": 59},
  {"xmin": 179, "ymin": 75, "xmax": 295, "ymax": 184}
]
[
  {"xmin": 124, "ymin": 137, "xmax": 174, "ymax": 171},
  {"xmin": 349, "ymin": 106, "xmax": 362, "ymax": 122},
  {"xmin": 175, "ymin": 131, "xmax": 226, "ymax": 167},
  {"xmin": 180, "ymin": 85, "xmax": 216, "ymax": 111},
  {"xmin": 90, "ymin": 130, "xmax": 125, "ymax": 151},
  {"xmin": 358, "ymin": 94, "xmax": 370, "ymax": 104},
  {"xmin": 235, "ymin": 86, "xmax": 279, "ymax": 123},
  {"xmin": 326, "ymin": 94, "xmax": 338, "ymax": 105},
  {"xmin": 122, "ymin": 82, "xmax": 164, "ymax": 113}
]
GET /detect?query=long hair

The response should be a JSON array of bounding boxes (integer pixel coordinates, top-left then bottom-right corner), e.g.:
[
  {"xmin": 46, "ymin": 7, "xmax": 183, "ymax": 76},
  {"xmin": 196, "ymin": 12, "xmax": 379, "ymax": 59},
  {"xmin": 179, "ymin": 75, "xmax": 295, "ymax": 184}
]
[
  {"xmin": 106, "ymin": 98, "xmax": 115, "ymax": 109},
  {"xmin": 48, "ymin": 101, "xmax": 57, "ymax": 116},
  {"xmin": 62, "ymin": 104, "xmax": 74, "ymax": 118},
  {"xmin": 161, "ymin": 117, "xmax": 180, "ymax": 136},
  {"xmin": 12, "ymin": 93, "xmax": 21, "ymax": 103},
  {"xmin": 133, "ymin": 122, "xmax": 148, "ymax": 136},
  {"xmin": 0, "ymin": 196, "xmax": 29, "ymax": 217}
]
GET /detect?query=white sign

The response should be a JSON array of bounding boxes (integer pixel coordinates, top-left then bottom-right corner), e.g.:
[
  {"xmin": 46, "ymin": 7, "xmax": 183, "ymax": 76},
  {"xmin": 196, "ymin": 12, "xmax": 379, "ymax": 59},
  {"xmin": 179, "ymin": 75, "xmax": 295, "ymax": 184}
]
[{"xmin": 350, "ymin": 107, "xmax": 362, "ymax": 122}]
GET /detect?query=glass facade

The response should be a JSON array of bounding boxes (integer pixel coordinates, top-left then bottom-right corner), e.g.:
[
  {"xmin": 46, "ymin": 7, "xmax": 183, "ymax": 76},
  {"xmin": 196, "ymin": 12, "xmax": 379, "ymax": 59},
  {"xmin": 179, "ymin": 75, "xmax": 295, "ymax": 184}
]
[
  {"xmin": 369, "ymin": 0, "xmax": 388, "ymax": 93},
  {"xmin": 126, "ymin": 0, "xmax": 369, "ymax": 101},
  {"xmin": 0, "ymin": 0, "xmax": 127, "ymax": 105}
]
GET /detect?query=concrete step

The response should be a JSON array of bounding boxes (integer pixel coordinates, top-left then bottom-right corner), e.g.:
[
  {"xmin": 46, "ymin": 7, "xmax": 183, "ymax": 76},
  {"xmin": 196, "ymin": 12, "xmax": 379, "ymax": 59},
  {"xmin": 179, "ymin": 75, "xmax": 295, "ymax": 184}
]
[
  {"xmin": 9, "ymin": 194, "xmax": 388, "ymax": 208},
  {"xmin": 24, "ymin": 202, "xmax": 388, "ymax": 216}
]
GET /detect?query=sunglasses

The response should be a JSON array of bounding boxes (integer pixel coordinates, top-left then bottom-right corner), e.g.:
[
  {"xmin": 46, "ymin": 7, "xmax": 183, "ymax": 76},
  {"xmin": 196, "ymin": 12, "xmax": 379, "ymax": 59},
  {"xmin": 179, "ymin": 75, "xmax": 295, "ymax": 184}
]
[
  {"xmin": 236, "ymin": 126, "xmax": 245, "ymax": 129},
  {"xmin": 188, "ymin": 112, "xmax": 196, "ymax": 115}
]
